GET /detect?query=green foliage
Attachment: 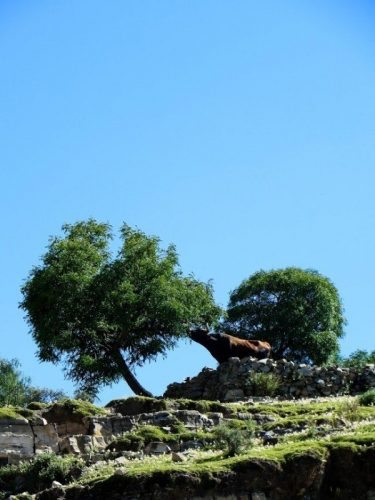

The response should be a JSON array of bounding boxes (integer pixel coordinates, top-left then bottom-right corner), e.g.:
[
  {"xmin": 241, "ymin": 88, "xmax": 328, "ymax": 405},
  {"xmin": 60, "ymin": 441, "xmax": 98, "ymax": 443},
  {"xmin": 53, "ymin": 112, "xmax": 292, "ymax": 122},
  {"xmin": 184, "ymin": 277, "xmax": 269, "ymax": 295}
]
[
  {"xmin": 0, "ymin": 358, "xmax": 65, "ymax": 407},
  {"xmin": 107, "ymin": 433, "xmax": 145, "ymax": 451},
  {"xmin": 136, "ymin": 425, "xmax": 170, "ymax": 443},
  {"xmin": 0, "ymin": 358, "xmax": 30, "ymax": 406},
  {"xmin": 171, "ymin": 399, "xmax": 229, "ymax": 415},
  {"xmin": 334, "ymin": 397, "xmax": 361, "ymax": 424},
  {"xmin": 0, "ymin": 453, "xmax": 84, "ymax": 494},
  {"xmin": 224, "ymin": 267, "xmax": 345, "ymax": 364},
  {"xmin": 20, "ymin": 219, "xmax": 221, "ymax": 396},
  {"xmin": 246, "ymin": 372, "xmax": 281, "ymax": 396},
  {"xmin": 213, "ymin": 420, "xmax": 255, "ymax": 456},
  {"xmin": 73, "ymin": 388, "xmax": 97, "ymax": 403},
  {"xmin": 25, "ymin": 387, "xmax": 67, "ymax": 404},
  {"xmin": 358, "ymin": 389, "xmax": 375, "ymax": 407},
  {"xmin": 0, "ymin": 407, "xmax": 26, "ymax": 420},
  {"xmin": 338, "ymin": 349, "xmax": 375, "ymax": 369}
]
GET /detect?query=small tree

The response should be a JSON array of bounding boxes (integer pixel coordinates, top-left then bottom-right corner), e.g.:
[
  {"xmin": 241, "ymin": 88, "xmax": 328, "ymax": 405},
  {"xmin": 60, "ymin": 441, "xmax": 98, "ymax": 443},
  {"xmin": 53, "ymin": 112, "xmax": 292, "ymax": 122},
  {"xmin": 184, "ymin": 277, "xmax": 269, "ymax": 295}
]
[
  {"xmin": 0, "ymin": 358, "xmax": 30, "ymax": 406},
  {"xmin": 0, "ymin": 358, "xmax": 66, "ymax": 406},
  {"xmin": 223, "ymin": 267, "xmax": 345, "ymax": 365},
  {"xmin": 20, "ymin": 220, "xmax": 221, "ymax": 397}
]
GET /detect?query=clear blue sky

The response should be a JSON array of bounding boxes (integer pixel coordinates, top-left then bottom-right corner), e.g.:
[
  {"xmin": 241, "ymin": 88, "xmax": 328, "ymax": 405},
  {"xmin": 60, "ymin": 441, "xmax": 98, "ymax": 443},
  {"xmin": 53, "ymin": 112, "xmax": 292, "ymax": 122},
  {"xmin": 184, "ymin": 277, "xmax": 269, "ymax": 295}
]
[{"xmin": 1, "ymin": 1, "xmax": 374, "ymax": 404}]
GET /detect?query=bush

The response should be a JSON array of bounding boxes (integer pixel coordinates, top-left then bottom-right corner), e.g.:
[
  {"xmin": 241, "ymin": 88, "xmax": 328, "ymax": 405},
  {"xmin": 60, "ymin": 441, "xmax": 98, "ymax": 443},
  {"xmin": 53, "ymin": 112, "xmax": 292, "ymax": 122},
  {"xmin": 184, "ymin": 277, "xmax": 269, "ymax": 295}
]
[
  {"xmin": 107, "ymin": 434, "xmax": 145, "ymax": 452},
  {"xmin": 358, "ymin": 389, "xmax": 375, "ymax": 407},
  {"xmin": 136, "ymin": 425, "xmax": 170, "ymax": 443},
  {"xmin": 0, "ymin": 453, "xmax": 84, "ymax": 494},
  {"xmin": 335, "ymin": 398, "xmax": 361, "ymax": 423},
  {"xmin": 246, "ymin": 372, "xmax": 281, "ymax": 396},
  {"xmin": 213, "ymin": 420, "xmax": 255, "ymax": 456}
]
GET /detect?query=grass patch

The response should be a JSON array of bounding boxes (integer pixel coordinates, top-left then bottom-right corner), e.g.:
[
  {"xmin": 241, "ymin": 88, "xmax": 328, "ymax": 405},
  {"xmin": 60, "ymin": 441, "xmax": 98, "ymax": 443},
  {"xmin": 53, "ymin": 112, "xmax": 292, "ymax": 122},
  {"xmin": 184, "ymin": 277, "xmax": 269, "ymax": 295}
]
[
  {"xmin": 0, "ymin": 406, "xmax": 34, "ymax": 420},
  {"xmin": 46, "ymin": 399, "xmax": 107, "ymax": 419}
]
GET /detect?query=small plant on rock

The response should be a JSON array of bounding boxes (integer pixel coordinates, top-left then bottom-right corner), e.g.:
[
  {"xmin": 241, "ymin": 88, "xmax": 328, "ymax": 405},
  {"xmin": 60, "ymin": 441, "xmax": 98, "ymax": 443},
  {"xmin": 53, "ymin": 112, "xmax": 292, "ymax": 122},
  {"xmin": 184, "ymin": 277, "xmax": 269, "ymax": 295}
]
[
  {"xmin": 246, "ymin": 372, "xmax": 281, "ymax": 397},
  {"xmin": 213, "ymin": 420, "xmax": 255, "ymax": 456},
  {"xmin": 335, "ymin": 398, "xmax": 361, "ymax": 423}
]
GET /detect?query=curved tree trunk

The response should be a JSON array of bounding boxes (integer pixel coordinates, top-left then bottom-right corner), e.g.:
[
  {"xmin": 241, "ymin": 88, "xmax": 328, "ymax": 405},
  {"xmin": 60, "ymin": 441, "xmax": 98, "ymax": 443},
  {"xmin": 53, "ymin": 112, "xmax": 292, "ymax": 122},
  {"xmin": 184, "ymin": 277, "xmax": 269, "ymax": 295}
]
[{"xmin": 113, "ymin": 349, "xmax": 153, "ymax": 397}]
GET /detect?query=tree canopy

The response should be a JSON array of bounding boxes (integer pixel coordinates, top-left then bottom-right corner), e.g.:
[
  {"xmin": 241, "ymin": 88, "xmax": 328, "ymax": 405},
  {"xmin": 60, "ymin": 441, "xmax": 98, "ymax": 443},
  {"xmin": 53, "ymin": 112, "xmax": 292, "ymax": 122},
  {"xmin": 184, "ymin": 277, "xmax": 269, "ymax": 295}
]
[
  {"xmin": 20, "ymin": 220, "xmax": 221, "ymax": 397},
  {"xmin": 223, "ymin": 267, "xmax": 345, "ymax": 365}
]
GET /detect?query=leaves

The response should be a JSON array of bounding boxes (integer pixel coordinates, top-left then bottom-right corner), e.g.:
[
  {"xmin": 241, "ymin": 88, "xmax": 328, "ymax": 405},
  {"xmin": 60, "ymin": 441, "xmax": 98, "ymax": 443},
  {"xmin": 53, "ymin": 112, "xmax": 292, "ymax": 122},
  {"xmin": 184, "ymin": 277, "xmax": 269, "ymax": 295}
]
[
  {"xmin": 223, "ymin": 267, "xmax": 345, "ymax": 364},
  {"xmin": 20, "ymin": 220, "xmax": 221, "ymax": 395}
]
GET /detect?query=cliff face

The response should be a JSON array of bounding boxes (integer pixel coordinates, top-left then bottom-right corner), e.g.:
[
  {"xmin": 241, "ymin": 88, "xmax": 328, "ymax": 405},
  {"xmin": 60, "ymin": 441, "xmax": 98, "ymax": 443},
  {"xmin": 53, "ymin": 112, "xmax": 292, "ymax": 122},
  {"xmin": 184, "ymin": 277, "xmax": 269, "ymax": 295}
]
[
  {"xmin": 62, "ymin": 445, "xmax": 375, "ymax": 500},
  {"xmin": 0, "ymin": 394, "xmax": 375, "ymax": 499}
]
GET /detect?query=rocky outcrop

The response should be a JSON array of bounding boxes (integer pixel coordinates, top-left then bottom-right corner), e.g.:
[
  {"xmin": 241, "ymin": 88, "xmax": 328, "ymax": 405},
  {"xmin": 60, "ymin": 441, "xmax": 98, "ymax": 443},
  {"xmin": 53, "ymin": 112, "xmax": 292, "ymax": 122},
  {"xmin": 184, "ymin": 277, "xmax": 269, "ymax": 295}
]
[
  {"xmin": 0, "ymin": 400, "xmax": 222, "ymax": 464},
  {"xmin": 164, "ymin": 357, "xmax": 375, "ymax": 401}
]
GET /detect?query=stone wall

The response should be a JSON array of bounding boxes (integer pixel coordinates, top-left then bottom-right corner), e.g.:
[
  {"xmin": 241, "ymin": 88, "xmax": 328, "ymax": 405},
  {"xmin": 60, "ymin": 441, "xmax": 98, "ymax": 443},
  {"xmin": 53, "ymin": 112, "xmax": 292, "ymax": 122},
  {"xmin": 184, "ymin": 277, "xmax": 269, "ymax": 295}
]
[{"xmin": 164, "ymin": 357, "xmax": 375, "ymax": 401}]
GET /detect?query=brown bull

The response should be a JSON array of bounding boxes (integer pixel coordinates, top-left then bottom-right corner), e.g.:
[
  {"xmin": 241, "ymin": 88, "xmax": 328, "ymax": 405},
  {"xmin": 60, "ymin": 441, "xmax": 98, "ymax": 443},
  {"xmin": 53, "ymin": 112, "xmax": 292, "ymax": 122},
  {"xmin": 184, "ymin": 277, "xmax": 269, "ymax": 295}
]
[{"xmin": 189, "ymin": 327, "xmax": 271, "ymax": 364}]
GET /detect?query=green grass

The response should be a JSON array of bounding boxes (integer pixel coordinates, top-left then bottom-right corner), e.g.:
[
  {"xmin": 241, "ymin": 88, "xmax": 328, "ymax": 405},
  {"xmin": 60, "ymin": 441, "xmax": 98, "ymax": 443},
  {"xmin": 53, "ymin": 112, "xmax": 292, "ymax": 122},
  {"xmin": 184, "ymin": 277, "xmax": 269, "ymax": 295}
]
[
  {"xmin": 48, "ymin": 398, "xmax": 107, "ymax": 418},
  {"xmin": 0, "ymin": 406, "xmax": 33, "ymax": 420}
]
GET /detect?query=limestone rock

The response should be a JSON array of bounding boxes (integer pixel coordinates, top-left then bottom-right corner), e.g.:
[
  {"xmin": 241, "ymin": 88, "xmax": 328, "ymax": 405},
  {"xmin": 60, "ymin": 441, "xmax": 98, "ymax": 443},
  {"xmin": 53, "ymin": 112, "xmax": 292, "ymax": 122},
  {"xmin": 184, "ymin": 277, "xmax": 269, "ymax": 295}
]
[
  {"xmin": 223, "ymin": 389, "xmax": 245, "ymax": 402},
  {"xmin": 144, "ymin": 441, "xmax": 171, "ymax": 455}
]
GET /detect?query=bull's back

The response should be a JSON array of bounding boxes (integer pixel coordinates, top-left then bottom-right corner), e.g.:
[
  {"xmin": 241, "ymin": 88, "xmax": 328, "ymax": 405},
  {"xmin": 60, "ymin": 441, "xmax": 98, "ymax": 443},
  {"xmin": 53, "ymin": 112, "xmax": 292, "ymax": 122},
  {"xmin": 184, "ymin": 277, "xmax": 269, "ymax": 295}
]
[{"xmin": 230, "ymin": 337, "xmax": 271, "ymax": 359}]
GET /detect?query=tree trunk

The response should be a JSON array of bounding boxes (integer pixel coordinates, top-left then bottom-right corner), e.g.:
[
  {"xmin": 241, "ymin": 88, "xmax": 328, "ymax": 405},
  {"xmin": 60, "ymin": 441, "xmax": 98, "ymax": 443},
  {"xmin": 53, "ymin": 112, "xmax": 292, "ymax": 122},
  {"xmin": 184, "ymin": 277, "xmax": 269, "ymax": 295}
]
[{"xmin": 113, "ymin": 349, "xmax": 153, "ymax": 397}]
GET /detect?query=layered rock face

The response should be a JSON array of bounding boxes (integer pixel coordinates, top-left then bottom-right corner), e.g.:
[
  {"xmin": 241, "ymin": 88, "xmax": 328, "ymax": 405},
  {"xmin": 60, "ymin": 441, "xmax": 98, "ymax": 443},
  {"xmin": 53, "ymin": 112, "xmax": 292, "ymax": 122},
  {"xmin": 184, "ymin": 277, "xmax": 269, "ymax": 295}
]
[
  {"xmin": 164, "ymin": 357, "xmax": 375, "ymax": 401},
  {"xmin": 0, "ymin": 402, "xmax": 222, "ymax": 465},
  {"xmin": 0, "ymin": 408, "xmax": 139, "ymax": 464}
]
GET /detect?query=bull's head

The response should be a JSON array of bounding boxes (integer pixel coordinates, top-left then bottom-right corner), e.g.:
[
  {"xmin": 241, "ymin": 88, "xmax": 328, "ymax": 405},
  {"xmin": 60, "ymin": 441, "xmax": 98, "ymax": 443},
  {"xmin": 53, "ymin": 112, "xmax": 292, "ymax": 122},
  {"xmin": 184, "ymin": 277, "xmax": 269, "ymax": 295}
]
[{"xmin": 188, "ymin": 324, "xmax": 210, "ymax": 343}]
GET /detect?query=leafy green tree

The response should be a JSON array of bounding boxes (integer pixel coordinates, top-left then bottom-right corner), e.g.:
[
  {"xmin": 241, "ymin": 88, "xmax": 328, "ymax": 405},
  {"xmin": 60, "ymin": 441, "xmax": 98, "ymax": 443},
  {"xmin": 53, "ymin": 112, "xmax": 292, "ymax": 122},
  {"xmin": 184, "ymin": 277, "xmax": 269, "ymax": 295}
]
[
  {"xmin": 0, "ymin": 358, "xmax": 65, "ymax": 406},
  {"xmin": 20, "ymin": 220, "xmax": 221, "ymax": 397},
  {"xmin": 339, "ymin": 349, "xmax": 375, "ymax": 369},
  {"xmin": 0, "ymin": 358, "xmax": 30, "ymax": 406},
  {"xmin": 223, "ymin": 267, "xmax": 345, "ymax": 364}
]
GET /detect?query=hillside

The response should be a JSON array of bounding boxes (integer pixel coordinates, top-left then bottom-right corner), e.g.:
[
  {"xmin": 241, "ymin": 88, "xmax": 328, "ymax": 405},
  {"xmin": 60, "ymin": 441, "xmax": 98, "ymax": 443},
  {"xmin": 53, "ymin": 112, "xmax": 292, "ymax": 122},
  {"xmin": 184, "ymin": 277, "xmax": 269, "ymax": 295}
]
[{"xmin": 0, "ymin": 392, "xmax": 374, "ymax": 499}]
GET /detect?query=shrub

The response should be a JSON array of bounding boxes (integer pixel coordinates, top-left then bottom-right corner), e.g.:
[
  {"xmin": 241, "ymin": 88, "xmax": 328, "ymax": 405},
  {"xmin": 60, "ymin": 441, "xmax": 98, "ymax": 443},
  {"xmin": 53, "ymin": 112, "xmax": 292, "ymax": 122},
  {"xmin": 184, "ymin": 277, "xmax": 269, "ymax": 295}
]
[
  {"xmin": 335, "ymin": 398, "xmax": 361, "ymax": 423},
  {"xmin": 213, "ymin": 420, "xmax": 255, "ymax": 456},
  {"xmin": 246, "ymin": 372, "xmax": 281, "ymax": 396},
  {"xmin": 0, "ymin": 453, "xmax": 84, "ymax": 494},
  {"xmin": 136, "ymin": 425, "xmax": 170, "ymax": 443},
  {"xmin": 107, "ymin": 434, "xmax": 144, "ymax": 452},
  {"xmin": 358, "ymin": 389, "xmax": 375, "ymax": 407}
]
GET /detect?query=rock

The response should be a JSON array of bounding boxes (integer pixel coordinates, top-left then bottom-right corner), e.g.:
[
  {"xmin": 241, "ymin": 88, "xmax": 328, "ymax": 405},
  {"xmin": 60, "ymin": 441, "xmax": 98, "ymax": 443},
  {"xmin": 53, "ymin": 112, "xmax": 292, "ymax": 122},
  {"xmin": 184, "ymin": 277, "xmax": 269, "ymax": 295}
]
[
  {"xmin": 114, "ymin": 467, "xmax": 126, "ymax": 476},
  {"xmin": 106, "ymin": 397, "xmax": 168, "ymax": 416},
  {"xmin": 172, "ymin": 451, "xmax": 187, "ymax": 462},
  {"xmin": 180, "ymin": 440, "xmax": 204, "ymax": 451},
  {"xmin": 262, "ymin": 432, "xmax": 278, "ymax": 445},
  {"xmin": 114, "ymin": 456, "xmax": 128, "ymax": 465},
  {"xmin": 144, "ymin": 441, "xmax": 171, "ymax": 455},
  {"xmin": 59, "ymin": 436, "xmax": 81, "ymax": 455},
  {"xmin": 0, "ymin": 418, "xmax": 34, "ymax": 460},
  {"xmin": 174, "ymin": 410, "xmax": 212, "ymax": 428},
  {"xmin": 32, "ymin": 423, "xmax": 59, "ymax": 454},
  {"xmin": 223, "ymin": 389, "xmax": 245, "ymax": 401},
  {"xmin": 252, "ymin": 493, "xmax": 268, "ymax": 500},
  {"xmin": 51, "ymin": 481, "xmax": 63, "ymax": 488},
  {"xmin": 139, "ymin": 411, "xmax": 176, "ymax": 427}
]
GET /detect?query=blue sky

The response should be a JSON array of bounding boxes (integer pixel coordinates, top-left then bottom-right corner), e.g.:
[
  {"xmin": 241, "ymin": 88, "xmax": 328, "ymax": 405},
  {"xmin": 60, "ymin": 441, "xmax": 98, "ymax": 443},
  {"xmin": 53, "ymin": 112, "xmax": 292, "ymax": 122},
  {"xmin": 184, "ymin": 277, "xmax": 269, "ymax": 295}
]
[{"xmin": 1, "ymin": 1, "xmax": 374, "ymax": 403}]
